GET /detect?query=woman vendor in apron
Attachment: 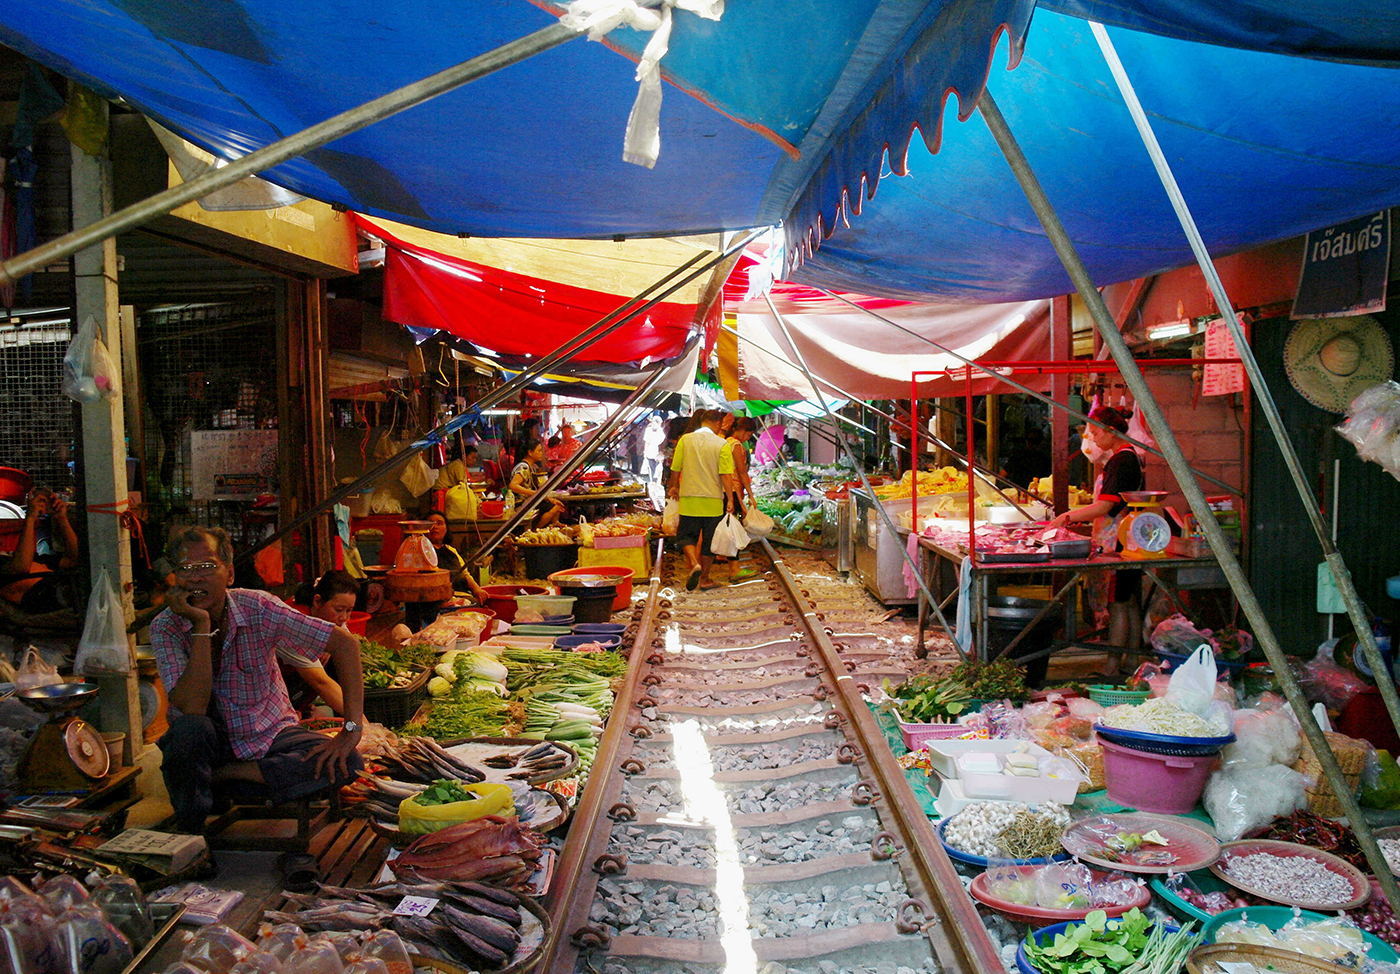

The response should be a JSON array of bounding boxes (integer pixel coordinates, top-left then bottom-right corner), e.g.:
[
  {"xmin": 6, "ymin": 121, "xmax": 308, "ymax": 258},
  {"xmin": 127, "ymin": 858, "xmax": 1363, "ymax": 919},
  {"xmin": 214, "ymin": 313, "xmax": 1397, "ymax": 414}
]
[{"xmin": 1049, "ymin": 406, "xmax": 1144, "ymax": 656}]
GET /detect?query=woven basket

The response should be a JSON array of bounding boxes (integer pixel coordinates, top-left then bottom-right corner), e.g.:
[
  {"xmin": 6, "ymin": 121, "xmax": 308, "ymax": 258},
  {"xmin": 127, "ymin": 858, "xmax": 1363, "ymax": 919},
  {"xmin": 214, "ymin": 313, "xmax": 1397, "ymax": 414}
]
[
  {"xmin": 1187, "ymin": 942, "xmax": 1354, "ymax": 974},
  {"xmin": 1292, "ymin": 730, "xmax": 1369, "ymax": 818}
]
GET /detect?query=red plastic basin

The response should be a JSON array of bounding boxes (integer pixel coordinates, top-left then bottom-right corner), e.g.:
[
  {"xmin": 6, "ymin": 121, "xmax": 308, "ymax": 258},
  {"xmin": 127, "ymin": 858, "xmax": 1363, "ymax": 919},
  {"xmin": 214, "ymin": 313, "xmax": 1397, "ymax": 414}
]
[
  {"xmin": 481, "ymin": 583, "xmax": 548, "ymax": 623},
  {"xmin": 549, "ymin": 565, "xmax": 635, "ymax": 612},
  {"xmin": 0, "ymin": 468, "xmax": 31, "ymax": 503}
]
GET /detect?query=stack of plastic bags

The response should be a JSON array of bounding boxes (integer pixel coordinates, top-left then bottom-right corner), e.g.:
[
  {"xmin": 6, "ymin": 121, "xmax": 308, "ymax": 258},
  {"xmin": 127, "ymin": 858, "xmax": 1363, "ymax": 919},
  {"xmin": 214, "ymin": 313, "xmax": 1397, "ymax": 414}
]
[{"xmin": 0, "ymin": 872, "xmax": 152, "ymax": 974}]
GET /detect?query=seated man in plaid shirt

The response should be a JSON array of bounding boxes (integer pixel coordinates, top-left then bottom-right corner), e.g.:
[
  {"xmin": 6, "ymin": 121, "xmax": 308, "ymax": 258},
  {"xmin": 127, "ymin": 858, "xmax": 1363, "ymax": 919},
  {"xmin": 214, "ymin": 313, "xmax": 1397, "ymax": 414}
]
[{"xmin": 151, "ymin": 526, "xmax": 366, "ymax": 833}]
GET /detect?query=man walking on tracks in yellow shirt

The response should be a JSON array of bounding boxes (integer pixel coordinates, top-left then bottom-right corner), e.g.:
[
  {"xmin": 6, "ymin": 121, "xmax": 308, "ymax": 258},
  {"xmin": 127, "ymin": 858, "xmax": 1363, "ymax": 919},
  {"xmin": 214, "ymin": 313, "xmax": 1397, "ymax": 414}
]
[{"xmin": 667, "ymin": 409, "xmax": 733, "ymax": 591}]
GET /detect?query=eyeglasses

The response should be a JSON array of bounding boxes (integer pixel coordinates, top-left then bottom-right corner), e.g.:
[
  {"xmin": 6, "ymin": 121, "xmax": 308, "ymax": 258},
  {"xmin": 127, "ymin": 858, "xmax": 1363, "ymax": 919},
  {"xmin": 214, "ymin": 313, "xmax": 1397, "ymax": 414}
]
[{"xmin": 174, "ymin": 562, "xmax": 222, "ymax": 579}]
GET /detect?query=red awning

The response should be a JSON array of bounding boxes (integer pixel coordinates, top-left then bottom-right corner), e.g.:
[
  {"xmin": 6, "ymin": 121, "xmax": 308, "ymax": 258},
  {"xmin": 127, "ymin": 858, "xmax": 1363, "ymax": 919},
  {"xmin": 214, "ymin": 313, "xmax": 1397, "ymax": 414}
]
[{"xmin": 360, "ymin": 216, "xmax": 714, "ymax": 366}]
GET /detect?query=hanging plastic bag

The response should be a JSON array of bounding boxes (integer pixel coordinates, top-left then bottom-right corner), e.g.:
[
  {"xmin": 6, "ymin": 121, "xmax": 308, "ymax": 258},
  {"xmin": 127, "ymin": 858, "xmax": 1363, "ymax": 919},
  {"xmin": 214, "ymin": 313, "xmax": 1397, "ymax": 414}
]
[
  {"xmin": 398, "ymin": 455, "xmax": 435, "ymax": 498},
  {"xmin": 74, "ymin": 567, "xmax": 132, "ymax": 676},
  {"xmin": 710, "ymin": 512, "xmax": 748, "ymax": 559},
  {"xmin": 15, "ymin": 646, "xmax": 61, "ymax": 691},
  {"xmin": 61, "ymin": 315, "xmax": 120, "ymax": 404},
  {"xmin": 743, "ymin": 507, "xmax": 774, "ymax": 539},
  {"xmin": 661, "ymin": 499, "xmax": 680, "ymax": 536}
]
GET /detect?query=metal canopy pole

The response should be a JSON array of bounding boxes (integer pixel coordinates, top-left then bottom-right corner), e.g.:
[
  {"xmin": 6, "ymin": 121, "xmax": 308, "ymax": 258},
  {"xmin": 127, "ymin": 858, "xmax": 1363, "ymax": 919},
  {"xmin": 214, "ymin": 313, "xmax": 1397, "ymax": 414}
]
[
  {"xmin": 814, "ymin": 289, "xmax": 1242, "ymax": 498},
  {"xmin": 1090, "ymin": 21, "xmax": 1400, "ymax": 735},
  {"xmin": 977, "ymin": 88, "xmax": 1400, "ymax": 909},
  {"xmin": 762, "ymin": 293, "xmax": 968, "ymax": 659},
  {"xmin": 0, "ymin": 22, "xmax": 582, "ymax": 287}
]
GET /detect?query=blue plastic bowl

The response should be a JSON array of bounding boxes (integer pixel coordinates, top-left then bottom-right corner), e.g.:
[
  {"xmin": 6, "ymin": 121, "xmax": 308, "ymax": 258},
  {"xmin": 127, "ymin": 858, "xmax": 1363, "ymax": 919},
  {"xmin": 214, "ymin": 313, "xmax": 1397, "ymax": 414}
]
[
  {"xmin": 554, "ymin": 633, "xmax": 622, "ymax": 650},
  {"xmin": 572, "ymin": 623, "xmax": 626, "ymax": 636},
  {"xmin": 1017, "ymin": 920, "xmax": 1178, "ymax": 974},
  {"xmin": 935, "ymin": 818, "xmax": 1070, "ymax": 869},
  {"xmin": 541, "ymin": 614, "xmax": 575, "ymax": 626},
  {"xmin": 1387, "ymin": 574, "xmax": 1400, "ymax": 600}
]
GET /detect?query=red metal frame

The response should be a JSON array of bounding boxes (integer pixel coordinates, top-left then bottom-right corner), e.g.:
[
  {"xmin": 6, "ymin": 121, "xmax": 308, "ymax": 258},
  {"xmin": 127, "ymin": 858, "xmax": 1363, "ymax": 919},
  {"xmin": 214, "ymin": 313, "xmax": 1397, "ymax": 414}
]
[{"xmin": 910, "ymin": 356, "xmax": 1242, "ymax": 569}]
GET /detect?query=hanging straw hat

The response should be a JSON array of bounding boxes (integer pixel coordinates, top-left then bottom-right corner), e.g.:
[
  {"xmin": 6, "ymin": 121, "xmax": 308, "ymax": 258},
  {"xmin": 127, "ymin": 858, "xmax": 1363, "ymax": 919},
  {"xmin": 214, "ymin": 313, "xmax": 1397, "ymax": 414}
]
[{"xmin": 1284, "ymin": 315, "xmax": 1394, "ymax": 413}]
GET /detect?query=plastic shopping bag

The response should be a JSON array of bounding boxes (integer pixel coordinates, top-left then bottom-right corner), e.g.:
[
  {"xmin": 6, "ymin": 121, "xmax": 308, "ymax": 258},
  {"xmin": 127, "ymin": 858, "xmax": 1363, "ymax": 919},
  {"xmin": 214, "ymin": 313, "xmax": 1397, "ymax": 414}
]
[
  {"xmin": 661, "ymin": 499, "xmax": 680, "ymax": 536},
  {"xmin": 710, "ymin": 513, "xmax": 748, "ymax": 559},
  {"xmin": 61, "ymin": 315, "xmax": 120, "ymax": 404},
  {"xmin": 15, "ymin": 646, "xmax": 62, "ymax": 691},
  {"xmin": 74, "ymin": 568, "xmax": 132, "ymax": 675},
  {"xmin": 444, "ymin": 483, "xmax": 479, "ymax": 520},
  {"xmin": 743, "ymin": 507, "xmax": 775, "ymax": 539},
  {"xmin": 399, "ymin": 454, "xmax": 435, "ymax": 498}
]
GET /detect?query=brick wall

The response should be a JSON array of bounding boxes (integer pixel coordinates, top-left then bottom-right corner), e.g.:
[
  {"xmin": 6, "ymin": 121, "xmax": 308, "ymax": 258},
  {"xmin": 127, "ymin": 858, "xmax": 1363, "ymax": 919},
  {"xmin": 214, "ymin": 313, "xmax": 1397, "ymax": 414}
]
[{"xmin": 1134, "ymin": 369, "xmax": 1246, "ymax": 515}]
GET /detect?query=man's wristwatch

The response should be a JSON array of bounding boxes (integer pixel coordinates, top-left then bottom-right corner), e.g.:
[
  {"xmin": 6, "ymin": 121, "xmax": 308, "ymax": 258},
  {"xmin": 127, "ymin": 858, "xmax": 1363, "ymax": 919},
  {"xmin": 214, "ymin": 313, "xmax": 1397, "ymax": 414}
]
[{"xmin": 342, "ymin": 719, "xmax": 360, "ymax": 734}]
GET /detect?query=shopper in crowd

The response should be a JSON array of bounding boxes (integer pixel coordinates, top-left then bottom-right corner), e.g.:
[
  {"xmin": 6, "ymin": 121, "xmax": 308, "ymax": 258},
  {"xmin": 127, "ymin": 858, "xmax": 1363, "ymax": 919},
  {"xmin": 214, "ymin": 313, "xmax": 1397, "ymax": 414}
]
[
  {"xmin": 280, "ymin": 570, "xmax": 361, "ymax": 717},
  {"xmin": 547, "ymin": 424, "xmax": 582, "ymax": 469},
  {"xmin": 152, "ymin": 526, "xmax": 364, "ymax": 833},
  {"xmin": 0, "ymin": 488, "xmax": 80, "ymax": 614},
  {"xmin": 1050, "ymin": 405, "xmax": 1145, "ymax": 653},
  {"xmin": 722, "ymin": 415, "xmax": 759, "ymax": 583},
  {"xmin": 510, "ymin": 439, "xmax": 567, "ymax": 529},
  {"xmin": 643, "ymin": 415, "xmax": 666, "ymax": 482},
  {"xmin": 668, "ymin": 409, "xmax": 732, "ymax": 591}
]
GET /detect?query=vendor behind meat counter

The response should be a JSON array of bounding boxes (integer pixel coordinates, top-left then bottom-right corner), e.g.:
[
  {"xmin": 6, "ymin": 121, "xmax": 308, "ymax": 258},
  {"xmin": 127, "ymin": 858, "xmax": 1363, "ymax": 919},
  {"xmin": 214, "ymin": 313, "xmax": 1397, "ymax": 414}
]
[
  {"xmin": 151, "ymin": 526, "xmax": 365, "ymax": 833},
  {"xmin": 1048, "ymin": 406, "xmax": 1145, "ymax": 655}
]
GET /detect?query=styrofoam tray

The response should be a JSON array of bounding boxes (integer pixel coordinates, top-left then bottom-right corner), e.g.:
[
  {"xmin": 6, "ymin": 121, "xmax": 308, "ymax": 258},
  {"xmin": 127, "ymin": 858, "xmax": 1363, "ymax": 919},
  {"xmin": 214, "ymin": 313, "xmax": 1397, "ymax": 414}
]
[
  {"xmin": 956, "ymin": 748, "xmax": 1085, "ymax": 804},
  {"xmin": 925, "ymin": 739, "xmax": 1039, "ymax": 779}
]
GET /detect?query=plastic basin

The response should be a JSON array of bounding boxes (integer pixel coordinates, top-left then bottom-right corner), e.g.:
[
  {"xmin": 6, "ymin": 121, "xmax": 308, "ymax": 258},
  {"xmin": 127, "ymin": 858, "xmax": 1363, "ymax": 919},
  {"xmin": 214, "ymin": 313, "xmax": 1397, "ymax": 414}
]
[
  {"xmin": 519, "ymin": 543, "xmax": 578, "ymax": 579},
  {"xmin": 482, "ymin": 584, "xmax": 548, "ymax": 623},
  {"xmin": 0, "ymin": 468, "xmax": 31, "ymax": 503},
  {"xmin": 511, "ymin": 624, "xmax": 571, "ymax": 637},
  {"xmin": 970, "ymin": 864, "xmax": 1151, "ymax": 926},
  {"xmin": 479, "ymin": 500, "xmax": 505, "ymax": 518},
  {"xmin": 1018, "ymin": 921, "xmax": 1177, "ymax": 974},
  {"xmin": 1100, "ymin": 738, "xmax": 1217, "ymax": 814},
  {"xmin": 550, "ymin": 565, "xmax": 635, "ymax": 611},
  {"xmin": 554, "ymin": 633, "xmax": 622, "ymax": 651},
  {"xmin": 572, "ymin": 623, "xmax": 626, "ymax": 637}
]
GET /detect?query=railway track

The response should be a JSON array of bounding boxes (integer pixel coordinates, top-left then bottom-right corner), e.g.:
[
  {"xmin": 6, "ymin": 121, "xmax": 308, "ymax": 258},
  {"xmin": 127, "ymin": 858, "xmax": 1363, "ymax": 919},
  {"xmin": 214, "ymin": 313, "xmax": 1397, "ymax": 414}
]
[{"xmin": 539, "ymin": 542, "xmax": 1001, "ymax": 974}]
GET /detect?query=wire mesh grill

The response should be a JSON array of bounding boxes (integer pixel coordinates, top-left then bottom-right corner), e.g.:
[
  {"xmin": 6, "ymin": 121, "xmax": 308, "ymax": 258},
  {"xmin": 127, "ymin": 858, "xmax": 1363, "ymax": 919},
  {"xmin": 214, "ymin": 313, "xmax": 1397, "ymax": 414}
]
[
  {"xmin": 0, "ymin": 320, "xmax": 75, "ymax": 492},
  {"xmin": 139, "ymin": 299, "xmax": 278, "ymax": 553}
]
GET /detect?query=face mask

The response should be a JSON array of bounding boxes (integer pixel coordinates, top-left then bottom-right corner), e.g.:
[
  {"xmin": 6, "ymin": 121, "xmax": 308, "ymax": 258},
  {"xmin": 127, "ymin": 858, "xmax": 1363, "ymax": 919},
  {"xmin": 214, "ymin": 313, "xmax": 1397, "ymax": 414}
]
[{"xmin": 1081, "ymin": 438, "xmax": 1110, "ymax": 464}]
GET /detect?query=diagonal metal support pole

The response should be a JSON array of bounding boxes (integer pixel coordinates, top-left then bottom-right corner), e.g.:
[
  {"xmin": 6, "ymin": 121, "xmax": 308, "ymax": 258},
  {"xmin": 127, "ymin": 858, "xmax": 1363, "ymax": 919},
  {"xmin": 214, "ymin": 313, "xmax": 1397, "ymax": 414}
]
[
  {"xmin": 1090, "ymin": 20, "xmax": 1400, "ymax": 739},
  {"xmin": 978, "ymin": 87, "xmax": 1400, "ymax": 910},
  {"xmin": 0, "ymin": 22, "xmax": 582, "ymax": 287},
  {"xmin": 762, "ymin": 293, "xmax": 967, "ymax": 659}
]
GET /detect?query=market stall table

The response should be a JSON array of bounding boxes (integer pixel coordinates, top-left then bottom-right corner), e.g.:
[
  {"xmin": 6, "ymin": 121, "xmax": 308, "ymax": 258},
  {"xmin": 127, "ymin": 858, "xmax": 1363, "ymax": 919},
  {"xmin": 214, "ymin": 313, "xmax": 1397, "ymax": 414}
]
[{"xmin": 914, "ymin": 536, "xmax": 1224, "ymax": 661}]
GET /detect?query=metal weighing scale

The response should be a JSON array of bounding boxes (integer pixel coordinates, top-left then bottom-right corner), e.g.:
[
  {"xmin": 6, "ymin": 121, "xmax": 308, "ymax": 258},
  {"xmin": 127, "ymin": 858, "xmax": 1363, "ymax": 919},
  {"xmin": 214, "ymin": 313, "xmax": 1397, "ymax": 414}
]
[
  {"xmin": 15, "ymin": 683, "xmax": 110, "ymax": 789},
  {"xmin": 1117, "ymin": 490, "xmax": 1172, "ymax": 560}
]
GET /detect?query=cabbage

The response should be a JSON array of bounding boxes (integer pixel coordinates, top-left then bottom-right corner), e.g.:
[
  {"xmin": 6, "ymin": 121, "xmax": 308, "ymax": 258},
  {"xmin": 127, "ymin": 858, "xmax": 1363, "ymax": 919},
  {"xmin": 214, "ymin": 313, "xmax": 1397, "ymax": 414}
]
[{"xmin": 428, "ymin": 676, "xmax": 453, "ymax": 698}]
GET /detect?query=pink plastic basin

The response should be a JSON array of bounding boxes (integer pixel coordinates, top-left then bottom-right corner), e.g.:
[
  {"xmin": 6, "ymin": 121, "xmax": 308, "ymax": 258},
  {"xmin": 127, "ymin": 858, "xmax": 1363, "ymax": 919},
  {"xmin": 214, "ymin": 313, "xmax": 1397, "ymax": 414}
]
[{"xmin": 1100, "ymin": 739, "xmax": 1217, "ymax": 815}]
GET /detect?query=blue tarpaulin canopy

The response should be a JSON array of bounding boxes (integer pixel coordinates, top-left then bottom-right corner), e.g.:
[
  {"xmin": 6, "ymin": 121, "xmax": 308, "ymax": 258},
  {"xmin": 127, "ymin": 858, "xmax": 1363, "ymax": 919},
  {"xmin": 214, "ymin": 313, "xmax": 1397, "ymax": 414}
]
[{"xmin": 0, "ymin": 1, "xmax": 1398, "ymax": 302}]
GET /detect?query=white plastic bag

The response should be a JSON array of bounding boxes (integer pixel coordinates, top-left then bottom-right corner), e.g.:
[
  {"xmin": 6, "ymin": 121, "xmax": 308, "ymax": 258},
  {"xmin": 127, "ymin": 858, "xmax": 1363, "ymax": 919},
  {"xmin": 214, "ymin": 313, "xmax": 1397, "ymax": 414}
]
[
  {"xmin": 61, "ymin": 315, "xmax": 120, "ymax": 404},
  {"xmin": 1165, "ymin": 644, "xmax": 1218, "ymax": 716},
  {"xmin": 710, "ymin": 513, "xmax": 748, "ymax": 559},
  {"xmin": 15, "ymin": 646, "xmax": 61, "ymax": 691},
  {"xmin": 743, "ymin": 507, "xmax": 775, "ymax": 539},
  {"xmin": 398, "ymin": 454, "xmax": 435, "ymax": 498},
  {"xmin": 661, "ymin": 499, "xmax": 680, "ymax": 536},
  {"xmin": 74, "ymin": 568, "xmax": 132, "ymax": 675},
  {"xmin": 1203, "ymin": 763, "xmax": 1310, "ymax": 841}
]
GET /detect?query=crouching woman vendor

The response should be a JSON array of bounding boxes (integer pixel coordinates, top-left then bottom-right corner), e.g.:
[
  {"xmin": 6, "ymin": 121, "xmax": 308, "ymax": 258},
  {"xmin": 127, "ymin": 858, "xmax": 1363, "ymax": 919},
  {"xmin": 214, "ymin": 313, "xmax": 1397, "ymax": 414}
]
[{"xmin": 152, "ymin": 526, "xmax": 365, "ymax": 833}]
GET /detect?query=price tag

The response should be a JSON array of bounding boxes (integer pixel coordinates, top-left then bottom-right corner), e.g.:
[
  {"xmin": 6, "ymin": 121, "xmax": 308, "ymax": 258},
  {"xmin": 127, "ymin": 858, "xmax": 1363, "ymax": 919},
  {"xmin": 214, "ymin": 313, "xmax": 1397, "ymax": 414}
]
[{"xmin": 393, "ymin": 895, "xmax": 440, "ymax": 917}]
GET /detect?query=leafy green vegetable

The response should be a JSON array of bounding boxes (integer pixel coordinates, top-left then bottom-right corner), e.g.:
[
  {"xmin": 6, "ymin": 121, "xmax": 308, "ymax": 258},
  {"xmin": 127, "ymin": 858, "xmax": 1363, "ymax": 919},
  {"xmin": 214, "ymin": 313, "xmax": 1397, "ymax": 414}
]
[
  {"xmin": 416, "ymin": 778, "xmax": 475, "ymax": 806},
  {"xmin": 949, "ymin": 658, "xmax": 1029, "ymax": 702},
  {"xmin": 884, "ymin": 675, "xmax": 973, "ymax": 722},
  {"xmin": 1022, "ymin": 909, "xmax": 1199, "ymax": 974}
]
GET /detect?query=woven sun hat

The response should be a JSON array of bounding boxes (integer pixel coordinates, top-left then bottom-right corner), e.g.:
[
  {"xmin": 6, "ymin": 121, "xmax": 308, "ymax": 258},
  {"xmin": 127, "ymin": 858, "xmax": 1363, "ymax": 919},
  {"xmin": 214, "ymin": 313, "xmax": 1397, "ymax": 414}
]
[{"xmin": 1284, "ymin": 315, "xmax": 1394, "ymax": 413}]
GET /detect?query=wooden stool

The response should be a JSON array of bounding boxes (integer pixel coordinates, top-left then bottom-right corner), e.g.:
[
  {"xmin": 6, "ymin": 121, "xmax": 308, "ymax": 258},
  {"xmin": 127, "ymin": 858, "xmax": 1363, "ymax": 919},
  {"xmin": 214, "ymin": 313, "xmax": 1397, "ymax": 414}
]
[{"xmin": 202, "ymin": 781, "xmax": 341, "ymax": 852}]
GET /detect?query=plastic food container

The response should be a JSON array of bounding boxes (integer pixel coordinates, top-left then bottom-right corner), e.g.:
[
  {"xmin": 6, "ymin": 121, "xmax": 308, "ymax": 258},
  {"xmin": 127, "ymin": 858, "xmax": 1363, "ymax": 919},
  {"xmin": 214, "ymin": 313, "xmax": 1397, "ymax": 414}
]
[
  {"xmin": 1200, "ymin": 906, "xmax": 1398, "ymax": 962},
  {"xmin": 925, "ymin": 739, "xmax": 1042, "ymax": 779},
  {"xmin": 572, "ymin": 623, "xmax": 626, "ymax": 637},
  {"xmin": 515, "ymin": 593, "xmax": 577, "ymax": 618},
  {"xmin": 956, "ymin": 748, "xmax": 1084, "ymax": 804},
  {"xmin": 1099, "ymin": 738, "xmax": 1217, "ymax": 814},
  {"xmin": 553, "ymin": 633, "xmax": 622, "ymax": 651}
]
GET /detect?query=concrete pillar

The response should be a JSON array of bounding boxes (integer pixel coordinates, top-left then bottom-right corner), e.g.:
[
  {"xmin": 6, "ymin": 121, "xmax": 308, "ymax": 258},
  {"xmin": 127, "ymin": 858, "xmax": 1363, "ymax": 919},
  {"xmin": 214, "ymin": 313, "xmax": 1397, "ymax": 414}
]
[{"xmin": 70, "ymin": 94, "xmax": 142, "ymax": 763}]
